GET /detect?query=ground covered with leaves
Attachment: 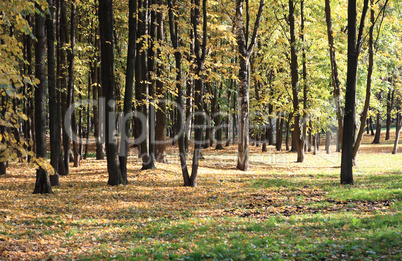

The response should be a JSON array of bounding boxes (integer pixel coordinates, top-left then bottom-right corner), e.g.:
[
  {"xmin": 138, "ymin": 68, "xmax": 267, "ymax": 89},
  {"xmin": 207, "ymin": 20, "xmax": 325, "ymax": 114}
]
[{"xmin": 0, "ymin": 138, "xmax": 401, "ymax": 260}]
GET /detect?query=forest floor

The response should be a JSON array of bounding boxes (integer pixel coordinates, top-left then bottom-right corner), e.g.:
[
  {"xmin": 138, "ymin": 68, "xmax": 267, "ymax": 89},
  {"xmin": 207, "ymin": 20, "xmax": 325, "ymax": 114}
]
[{"xmin": 0, "ymin": 132, "xmax": 401, "ymax": 260}]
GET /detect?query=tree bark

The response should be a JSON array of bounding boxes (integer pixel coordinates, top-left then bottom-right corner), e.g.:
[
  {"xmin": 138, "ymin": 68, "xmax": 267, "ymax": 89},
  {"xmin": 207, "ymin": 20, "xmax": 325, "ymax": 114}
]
[
  {"xmin": 168, "ymin": 0, "xmax": 190, "ymax": 186},
  {"xmin": 99, "ymin": 0, "xmax": 123, "ymax": 185},
  {"xmin": 352, "ymin": 0, "xmax": 374, "ymax": 162},
  {"xmin": 285, "ymin": 114, "xmax": 291, "ymax": 151},
  {"xmin": 276, "ymin": 112, "xmax": 284, "ymax": 151},
  {"xmin": 146, "ymin": 0, "xmax": 156, "ymax": 170},
  {"xmin": 155, "ymin": 0, "xmax": 167, "ymax": 163},
  {"xmin": 235, "ymin": 0, "xmax": 265, "ymax": 171},
  {"xmin": 190, "ymin": 0, "xmax": 208, "ymax": 187},
  {"xmin": 47, "ymin": 0, "xmax": 60, "ymax": 176},
  {"xmin": 289, "ymin": 0, "xmax": 304, "ymax": 163},
  {"xmin": 325, "ymin": 0, "xmax": 343, "ymax": 152},
  {"xmin": 33, "ymin": 3, "xmax": 53, "ymax": 194},
  {"xmin": 60, "ymin": 0, "xmax": 71, "ymax": 175},
  {"xmin": 119, "ymin": 0, "xmax": 137, "ymax": 184},
  {"xmin": 392, "ymin": 110, "xmax": 401, "ymax": 154},
  {"xmin": 369, "ymin": 116, "xmax": 375, "ymax": 135},
  {"xmin": 341, "ymin": 0, "xmax": 369, "ymax": 184},
  {"xmin": 385, "ymin": 89, "xmax": 394, "ymax": 140},
  {"xmin": 372, "ymin": 89, "xmax": 383, "ymax": 144}
]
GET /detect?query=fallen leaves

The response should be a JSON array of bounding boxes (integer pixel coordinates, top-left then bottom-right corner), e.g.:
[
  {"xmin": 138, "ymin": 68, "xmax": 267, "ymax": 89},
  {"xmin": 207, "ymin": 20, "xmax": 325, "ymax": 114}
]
[{"xmin": 0, "ymin": 145, "xmax": 400, "ymax": 260}]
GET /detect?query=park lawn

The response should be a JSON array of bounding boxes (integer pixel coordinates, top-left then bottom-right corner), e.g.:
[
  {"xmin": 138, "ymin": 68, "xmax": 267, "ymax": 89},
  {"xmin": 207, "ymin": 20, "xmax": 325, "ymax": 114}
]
[{"xmin": 0, "ymin": 142, "xmax": 401, "ymax": 260}]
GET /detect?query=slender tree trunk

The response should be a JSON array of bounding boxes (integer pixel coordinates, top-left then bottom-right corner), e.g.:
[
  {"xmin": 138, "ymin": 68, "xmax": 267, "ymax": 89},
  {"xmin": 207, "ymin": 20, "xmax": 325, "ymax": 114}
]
[
  {"xmin": 33, "ymin": 3, "xmax": 53, "ymax": 194},
  {"xmin": 119, "ymin": 0, "xmax": 137, "ymax": 182},
  {"xmin": 235, "ymin": 0, "xmax": 265, "ymax": 171},
  {"xmin": 47, "ymin": 0, "xmax": 60, "ymax": 180},
  {"xmin": 146, "ymin": 0, "xmax": 156, "ymax": 170},
  {"xmin": 226, "ymin": 89, "xmax": 231, "ymax": 147},
  {"xmin": 313, "ymin": 133, "xmax": 317, "ymax": 155},
  {"xmin": 370, "ymin": 116, "xmax": 375, "ymax": 135},
  {"xmin": 93, "ymin": 62, "xmax": 104, "ymax": 160},
  {"xmin": 285, "ymin": 114, "xmax": 291, "ymax": 151},
  {"xmin": 203, "ymin": 95, "xmax": 212, "ymax": 149},
  {"xmin": 352, "ymin": 0, "xmax": 374, "ymax": 162},
  {"xmin": 392, "ymin": 111, "xmax": 401, "ymax": 154},
  {"xmin": 67, "ymin": 0, "xmax": 80, "ymax": 168},
  {"xmin": 84, "ymin": 71, "xmax": 90, "ymax": 160},
  {"xmin": 289, "ymin": 0, "xmax": 304, "ymax": 163},
  {"xmin": 155, "ymin": 0, "xmax": 167, "ymax": 163},
  {"xmin": 0, "ymin": 97, "xmax": 7, "ymax": 175},
  {"xmin": 215, "ymin": 85, "xmax": 224, "ymax": 150},
  {"xmin": 99, "ymin": 0, "xmax": 123, "ymax": 185},
  {"xmin": 341, "ymin": 0, "xmax": 369, "ymax": 184},
  {"xmin": 267, "ymin": 104, "xmax": 274, "ymax": 145},
  {"xmin": 168, "ymin": 0, "xmax": 190, "ymax": 185},
  {"xmin": 372, "ymin": 89, "xmax": 383, "ymax": 144},
  {"xmin": 325, "ymin": 0, "xmax": 343, "ymax": 152},
  {"xmin": 366, "ymin": 118, "xmax": 370, "ymax": 134},
  {"xmin": 325, "ymin": 130, "xmax": 331, "ymax": 154},
  {"xmin": 301, "ymin": 0, "xmax": 308, "ymax": 155},
  {"xmin": 60, "ymin": 0, "xmax": 71, "ymax": 175},
  {"xmin": 190, "ymin": 0, "xmax": 208, "ymax": 187},
  {"xmin": 385, "ymin": 89, "xmax": 394, "ymax": 140},
  {"xmin": 276, "ymin": 112, "xmax": 284, "ymax": 151}
]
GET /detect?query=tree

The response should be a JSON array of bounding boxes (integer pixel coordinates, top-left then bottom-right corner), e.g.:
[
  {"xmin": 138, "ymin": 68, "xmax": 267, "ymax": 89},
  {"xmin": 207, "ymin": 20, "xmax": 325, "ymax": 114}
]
[
  {"xmin": 289, "ymin": 0, "xmax": 304, "ymax": 163},
  {"xmin": 392, "ymin": 107, "xmax": 402, "ymax": 154},
  {"xmin": 47, "ymin": 0, "xmax": 60, "ymax": 184},
  {"xmin": 325, "ymin": 0, "xmax": 343, "ymax": 152},
  {"xmin": 155, "ymin": 0, "xmax": 167, "ymax": 163},
  {"xmin": 119, "ymin": 0, "xmax": 137, "ymax": 184},
  {"xmin": 340, "ymin": 0, "xmax": 369, "ymax": 184},
  {"xmin": 33, "ymin": 3, "xmax": 53, "ymax": 194},
  {"xmin": 352, "ymin": 0, "xmax": 389, "ymax": 164},
  {"xmin": 98, "ymin": 0, "xmax": 123, "ymax": 185},
  {"xmin": 235, "ymin": 0, "xmax": 265, "ymax": 171}
]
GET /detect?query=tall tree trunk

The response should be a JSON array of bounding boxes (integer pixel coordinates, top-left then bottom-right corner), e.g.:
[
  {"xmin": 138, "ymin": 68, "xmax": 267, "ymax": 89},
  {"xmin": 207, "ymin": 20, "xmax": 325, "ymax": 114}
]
[
  {"xmin": 84, "ymin": 69, "xmax": 91, "ymax": 160},
  {"xmin": 267, "ymin": 103, "xmax": 274, "ymax": 145},
  {"xmin": 325, "ymin": 130, "xmax": 331, "ymax": 154},
  {"xmin": 276, "ymin": 112, "xmax": 284, "ymax": 151},
  {"xmin": 119, "ymin": 0, "xmax": 137, "ymax": 183},
  {"xmin": 68, "ymin": 0, "xmax": 80, "ymax": 168},
  {"xmin": 369, "ymin": 116, "xmax": 375, "ymax": 135},
  {"xmin": 93, "ymin": 61, "xmax": 104, "ymax": 160},
  {"xmin": 289, "ymin": 0, "xmax": 304, "ymax": 163},
  {"xmin": 235, "ymin": 0, "xmax": 265, "ymax": 171},
  {"xmin": 33, "ymin": 3, "xmax": 53, "ymax": 194},
  {"xmin": 60, "ymin": 0, "xmax": 70, "ymax": 175},
  {"xmin": 372, "ymin": 89, "xmax": 383, "ymax": 144},
  {"xmin": 155, "ymin": 0, "xmax": 167, "ymax": 163},
  {"xmin": 366, "ymin": 118, "xmax": 370, "ymax": 134},
  {"xmin": 325, "ymin": 0, "xmax": 343, "ymax": 152},
  {"xmin": 341, "ymin": 0, "xmax": 369, "ymax": 184},
  {"xmin": 190, "ymin": 0, "xmax": 208, "ymax": 187},
  {"xmin": 285, "ymin": 114, "xmax": 291, "ymax": 151},
  {"xmin": 392, "ymin": 110, "xmax": 401, "ymax": 154},
  {"xmin": 99, "ymin": 0, "xmax": 123, "ymax": 185},
  {"xmin": 215, "ymin": 85, "xmax": 224, "ymax": 150},
  {"xmin": 300, "ymin": 0, "xmax": 308, "ymax": 155},
  {"xmin": 168, "ymin": 0, "xmax": 190, "ymax": 186},
  {"xmin": 47, "ymin": 0, "xmax": 60, "ymax": 178},
  {"xmin": 385, "ymin": 89, "xmax": 394, "ymax": 140},
  {"xmin": 352, "ymin": 0, "xmax": 374, "ymax": 162},
  {"xmin": 146, "ymin": 0, "xmax": 156, "ymax": 170},
  {"xmin": 226, "ymin": 89, "xmax": 231, "ymax": 147}
]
